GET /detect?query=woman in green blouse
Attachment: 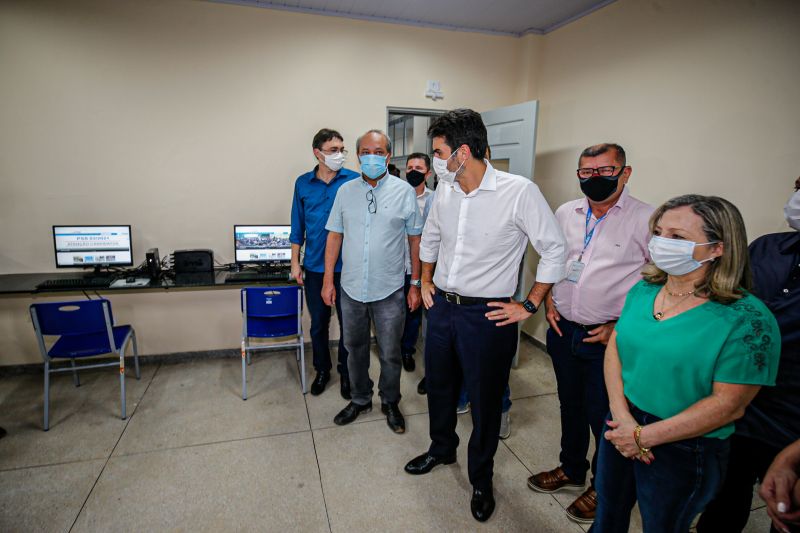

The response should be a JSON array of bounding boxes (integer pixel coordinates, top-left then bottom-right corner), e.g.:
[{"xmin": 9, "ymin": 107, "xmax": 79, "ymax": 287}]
[{"xmin": 590, "ymin": 195, "xmax": 781, "ymax": 533}]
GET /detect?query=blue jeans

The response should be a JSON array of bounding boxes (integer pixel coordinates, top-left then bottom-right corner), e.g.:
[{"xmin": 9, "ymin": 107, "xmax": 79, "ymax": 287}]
[
  {"xmin": 546, "ymin": 319, "xmax": 609, "ymax": 485},
  {"xmin": 304, "ymin": 271, "xmax": 348, "ymax": 376},
  {"xmin": 401, "ymin": 275, "xmax": 423, "ymax": 357},
  {"xmin": 458, "ymin": 384, "xmax": 512, "ymax": 413},
  {"xmin": 590, "ymin": 404, "xmax": 730, "ymax": 533}
]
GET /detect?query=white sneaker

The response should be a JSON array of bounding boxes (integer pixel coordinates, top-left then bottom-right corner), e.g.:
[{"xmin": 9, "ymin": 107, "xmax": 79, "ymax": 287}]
[
  {"xmin": 499, "ymin": 411, "xmax": 511, "ymax": 439},
  {"xmin": 456, "ymin": 402, "xmax": 470, "ymax": 414}
]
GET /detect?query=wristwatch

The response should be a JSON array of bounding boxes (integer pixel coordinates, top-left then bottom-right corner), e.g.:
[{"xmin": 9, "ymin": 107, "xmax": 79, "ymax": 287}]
[
  {"xmin": 410, "ymin": 279, "xmax": 422, "ymax": 288},
  {"xmin": 522, "ymin": 299, "xmax": 538, "ymax": 314}
]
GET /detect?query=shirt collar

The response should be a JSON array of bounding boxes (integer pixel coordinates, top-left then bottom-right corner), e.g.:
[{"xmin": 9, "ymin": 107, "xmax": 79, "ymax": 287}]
[
  {"xmin": 779, "ymin": 231, "xmax": 800, "ymax": 254},
  {"xmin": 478, "ymin": 162, "xmax": 497, "ymax": 192},
  {"xmin": 308, "ymin": 165, "xmax": 349, "ymax": 183},
  {"xmin": 359, "ymin": 173, "xmax": 389, "ymax": 189},
  {"xmin": 577, "ymin": 185, "xmax": 630, "ymax": 215}
]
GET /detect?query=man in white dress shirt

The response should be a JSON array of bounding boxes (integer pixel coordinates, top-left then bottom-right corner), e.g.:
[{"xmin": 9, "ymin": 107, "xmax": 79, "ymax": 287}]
[{"xmin": 403, "ymin": 109, "xmax": 567, "ymax": 522}]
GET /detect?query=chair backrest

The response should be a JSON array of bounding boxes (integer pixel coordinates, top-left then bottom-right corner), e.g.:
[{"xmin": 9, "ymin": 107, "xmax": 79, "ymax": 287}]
[
  {"xmin": 241, "ymin": 287, "xmax": 301, "ymax": 339},
  {"xmin": 30, "ymin": 299, "xmax": 113, "ymax": 337}
]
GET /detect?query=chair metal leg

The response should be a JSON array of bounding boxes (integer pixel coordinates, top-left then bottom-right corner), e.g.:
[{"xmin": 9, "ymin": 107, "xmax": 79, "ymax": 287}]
[
  {"xmin": 43, "ymin": 360, "xmax": 50, "ymax": 431},
  {"xmin": 120, "ymin": 354, "xmax": 126, "ymax": 420},
  {"xmin": 246, "ymin": 351, "xmax": 251, "ymax": 366},
  {"xmin": 300, "ymin": 339, "xmax": 307, "ymax": 394},
  {"xmin": 131, "ymin": 331, "xmax": 141, "ymax": 380},
  {"xmin": 70, "ymin": 358, "xmax": 80, "ymax": 387},
  {"xmin": 241, "ymin": 349, "xmax": 248, "ymax": 401}
]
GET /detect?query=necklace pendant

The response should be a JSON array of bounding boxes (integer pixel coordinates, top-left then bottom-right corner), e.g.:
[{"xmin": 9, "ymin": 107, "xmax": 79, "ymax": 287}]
[{"xmin": 654, "ymin": 312, "xmax": 664, "ymax": 321}]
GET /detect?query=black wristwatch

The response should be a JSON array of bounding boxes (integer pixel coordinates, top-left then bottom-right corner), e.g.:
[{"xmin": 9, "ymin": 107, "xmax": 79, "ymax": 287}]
[{"xmin": 522, "ymin": 299, "xmax": 538, "ymax": 314}]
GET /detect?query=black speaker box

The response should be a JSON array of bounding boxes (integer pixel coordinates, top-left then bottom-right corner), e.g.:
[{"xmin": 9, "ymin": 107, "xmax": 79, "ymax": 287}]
[{"xmin": 173, "ymin": 249, "xmax": 214, "ymax": 274}]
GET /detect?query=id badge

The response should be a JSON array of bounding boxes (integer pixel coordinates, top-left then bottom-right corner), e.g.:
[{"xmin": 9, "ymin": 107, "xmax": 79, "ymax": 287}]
[{"xmin": 566, "ymin": 260, "xmax": 585, "ymax": 283}]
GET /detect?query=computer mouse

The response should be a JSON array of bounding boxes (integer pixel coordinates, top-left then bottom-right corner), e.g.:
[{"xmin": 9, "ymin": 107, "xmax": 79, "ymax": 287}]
[{"xmin": 126, "ymin": 277, "xmax": 136, "ymax": 283}]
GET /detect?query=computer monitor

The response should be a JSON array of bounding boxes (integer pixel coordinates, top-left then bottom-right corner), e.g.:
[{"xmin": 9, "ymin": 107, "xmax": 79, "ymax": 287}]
[
  {"xmin": 53, "ymin": 225, "xmax": 133, "ymax": 269},
  {"xmin": 234, "ymin": 225, "xmax": 292, "ymax": 265}
]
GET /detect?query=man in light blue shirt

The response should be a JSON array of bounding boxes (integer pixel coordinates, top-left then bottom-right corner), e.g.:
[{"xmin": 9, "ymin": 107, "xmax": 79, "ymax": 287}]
[
  {"xmin": 290, "ymin": 128, "xmax": 359, "ymax": 399},
  {"xmin": 322, "ymin": 129, "xmax": 422, "ymax": 434}
]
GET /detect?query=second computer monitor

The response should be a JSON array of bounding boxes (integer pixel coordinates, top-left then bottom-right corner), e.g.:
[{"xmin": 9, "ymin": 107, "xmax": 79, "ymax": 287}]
[{"xmin": 234, "ymin": 225, "xmax": 291, "ymax": 265}]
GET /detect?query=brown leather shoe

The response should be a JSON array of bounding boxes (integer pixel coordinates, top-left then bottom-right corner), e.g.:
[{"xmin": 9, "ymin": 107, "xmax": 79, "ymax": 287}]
[
  {"xmin": 527, "ymin": 466, "xmax": 585, "ymax": 493},
  {"xmin": 565, "ymin": 487, "xmax": 597, "ymax": 523}
]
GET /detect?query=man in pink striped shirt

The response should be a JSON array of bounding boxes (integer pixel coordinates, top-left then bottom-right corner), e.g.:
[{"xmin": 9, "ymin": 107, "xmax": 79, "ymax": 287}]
[{"xmin": 527, "ymin": 143, "xmax": 653, "ymax": 524}]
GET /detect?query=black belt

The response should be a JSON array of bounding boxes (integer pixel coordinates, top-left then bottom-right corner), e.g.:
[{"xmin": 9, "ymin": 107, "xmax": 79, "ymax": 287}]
[
  {"xmin": 435, "ymin": 288, "xmax": 509, "ymax": 306},
  {"xmin": 562, "ymin": 318, "xmax": 607, "ymax": 332}
]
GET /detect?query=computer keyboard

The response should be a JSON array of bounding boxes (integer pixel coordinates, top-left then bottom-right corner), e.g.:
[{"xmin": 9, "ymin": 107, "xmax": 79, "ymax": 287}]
[
  {"xmin": 225, "ymin": 271, "xmax": 291, "ymax": 283},
  {"xmin": 37, "ymin": 277, "xmax": 113, "ymax": 290}
]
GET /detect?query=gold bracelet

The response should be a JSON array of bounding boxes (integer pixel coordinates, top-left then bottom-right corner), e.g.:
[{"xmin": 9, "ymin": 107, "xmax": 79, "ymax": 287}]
[{"xmin": 634, "ymin": 425, "xmax": 650, "ymax": 456}]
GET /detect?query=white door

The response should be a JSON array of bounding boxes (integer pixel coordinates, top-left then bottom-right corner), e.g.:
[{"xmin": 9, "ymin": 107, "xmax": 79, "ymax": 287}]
[{"xmin": 481, "ymin": 100, "xmax": 540, "ymax": 365}]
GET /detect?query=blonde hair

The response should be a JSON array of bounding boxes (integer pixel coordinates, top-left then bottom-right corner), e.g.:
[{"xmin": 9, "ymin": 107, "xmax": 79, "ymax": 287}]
[{"xmin": 642, "ymin": 194, "xmax": 752, "ymax": 304}]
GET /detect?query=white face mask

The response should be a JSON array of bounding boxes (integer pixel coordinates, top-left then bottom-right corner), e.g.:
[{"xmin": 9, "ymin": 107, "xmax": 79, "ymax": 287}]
[
  {"xmin": 432, "ymin": 148, "xmax": 466, "ymax": 183},
  {"xmin": 785, "ymin": 190, "xmax": 800, "ymax": 231},
  {"xmin": 648, "ymin": 235, "xmax": 719, "ymax": 276},
  {"xmin": 320, "ymin": 151, "xmax": 345, "ymax": 172}
]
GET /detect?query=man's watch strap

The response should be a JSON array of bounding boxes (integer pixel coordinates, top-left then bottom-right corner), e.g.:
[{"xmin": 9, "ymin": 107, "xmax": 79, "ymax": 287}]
[{"xmin": 522, "ymin": 299, "xmax": 538, "ymax": 314}]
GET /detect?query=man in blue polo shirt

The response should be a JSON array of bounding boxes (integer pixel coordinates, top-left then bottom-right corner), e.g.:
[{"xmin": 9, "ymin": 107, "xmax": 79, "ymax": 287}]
[
  {"xmin": 322, "ymin": 129, "xmax": 423, "ymax": 434},
  {"xmin": 290, "ymin": 128, "xmax": 359, "ymax": 398}
]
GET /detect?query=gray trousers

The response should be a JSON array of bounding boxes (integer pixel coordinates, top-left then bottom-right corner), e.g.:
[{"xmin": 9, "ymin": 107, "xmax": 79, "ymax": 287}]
[{"xmin": 340, "ymin": 287, "xmax": 405, "ymax": 406}]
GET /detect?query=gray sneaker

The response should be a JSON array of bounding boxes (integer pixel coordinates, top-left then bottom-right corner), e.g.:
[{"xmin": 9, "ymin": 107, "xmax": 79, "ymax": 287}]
[{"xmin": 499, "ymin": 411, "xmax": 510, "ymax": 439}]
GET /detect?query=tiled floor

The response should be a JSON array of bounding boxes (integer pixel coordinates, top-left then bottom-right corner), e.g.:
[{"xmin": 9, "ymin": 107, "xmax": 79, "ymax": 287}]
[{"xmin": 0, "ymin": 339, "xmax": 771, "ymax": 532}]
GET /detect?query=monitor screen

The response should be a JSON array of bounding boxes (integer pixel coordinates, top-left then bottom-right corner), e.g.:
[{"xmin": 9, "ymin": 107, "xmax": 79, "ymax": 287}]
[
  {"xmin": 234, "ymin": 225, "xmax": 292, "ymax": 264},
  {"xmin": 53, "ymin": 225, "xmax": 133, "ymax": 268}
]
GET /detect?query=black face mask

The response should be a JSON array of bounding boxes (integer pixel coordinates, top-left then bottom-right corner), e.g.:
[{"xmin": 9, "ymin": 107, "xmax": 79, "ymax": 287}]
[
  {"xmin": 579, "ymin": 173, "xmax": 621, "ymax": 202},
  {"xmin": 406, "ymin": 170, "xmax": 426, "ymax": 188}
]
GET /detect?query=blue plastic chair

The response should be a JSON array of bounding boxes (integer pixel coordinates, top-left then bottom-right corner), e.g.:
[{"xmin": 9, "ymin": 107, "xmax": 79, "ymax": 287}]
[
  {"xmin": 29, "ymin": 299, "xmax": 140, "ymax": 431},
  {"xmin": 241, "ymin": 286, "xmax": 305, "ymax": 399}
]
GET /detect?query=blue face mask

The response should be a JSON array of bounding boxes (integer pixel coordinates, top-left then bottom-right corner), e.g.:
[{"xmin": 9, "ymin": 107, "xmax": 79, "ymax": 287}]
[{"xmin": 359, "ymin": 154, "xmax": 388, "ymax": 180}]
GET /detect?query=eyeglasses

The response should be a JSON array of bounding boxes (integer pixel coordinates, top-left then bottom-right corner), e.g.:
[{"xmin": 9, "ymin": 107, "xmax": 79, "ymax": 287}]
[
  {"xmin": 366, "ymin": 189, "xmax": 377, "ymax": 214},
  {"xmin": 576, "ymin": 166, "xmax": 623, "ymax": 179},
  {"xmin": 321, "ymin": 148, "xmax": 348, "ymax": 156}
]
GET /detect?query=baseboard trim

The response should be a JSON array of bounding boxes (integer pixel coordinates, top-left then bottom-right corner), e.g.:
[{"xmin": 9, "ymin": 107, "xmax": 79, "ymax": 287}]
[{"xmin": 520, "ymin": 330, "xmax": 546, "ymax": 352}]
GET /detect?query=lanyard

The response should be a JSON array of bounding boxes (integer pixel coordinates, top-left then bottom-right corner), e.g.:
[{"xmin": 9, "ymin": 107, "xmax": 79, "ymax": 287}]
[{"xmin": 579, "ymin": 207, "xmax": 607, "ymax": 261}]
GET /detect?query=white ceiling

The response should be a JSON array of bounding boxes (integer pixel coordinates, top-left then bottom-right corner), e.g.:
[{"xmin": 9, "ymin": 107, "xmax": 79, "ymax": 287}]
[{"xmin": 210, "ymin": 0, "xmax": 617, "ymax": 36}]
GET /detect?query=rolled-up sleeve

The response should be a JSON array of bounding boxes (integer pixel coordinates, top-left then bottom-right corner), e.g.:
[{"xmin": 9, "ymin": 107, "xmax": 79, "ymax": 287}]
[
  {"xmin": 404, "ymin": 187, "xmax": 423, "ymax": 236},
  {"xmin": 289, "ymin": 179, "xmax": 305, "ymax": 245},
  {"xmin": 325, "ymin": 187, "xmax": 345, "ymax": 234},
  {"xmin": 517, "ymin": 182, "xmax": 567, "ymax": 283},
  {"xmin": 419, "ymin": 190, "xmax": 441, "ymax": 263}
]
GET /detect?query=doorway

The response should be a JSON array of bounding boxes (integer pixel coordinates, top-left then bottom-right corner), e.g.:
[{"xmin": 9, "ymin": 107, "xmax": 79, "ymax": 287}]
[{"xmin": 386, "ymin": 107, "xmax": 445, "ymax": 189}]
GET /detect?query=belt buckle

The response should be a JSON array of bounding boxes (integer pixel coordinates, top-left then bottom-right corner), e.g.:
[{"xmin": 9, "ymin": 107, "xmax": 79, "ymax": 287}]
[{"xmin": 445, "ymin": 292, "xmax": 461, "ymax": 304}]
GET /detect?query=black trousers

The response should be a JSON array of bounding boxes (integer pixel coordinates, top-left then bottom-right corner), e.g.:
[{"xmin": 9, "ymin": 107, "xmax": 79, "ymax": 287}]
[
  {"xmin": 304, "ymin": 271, "xmax": 348, "ymax": 376},
  {"xmin": 696, "ymin": 434, "xmax": 783, "ymax": 533},
  {"xmin": 425, "ymin": 292, "xmax": 517, "ymax": 490}
]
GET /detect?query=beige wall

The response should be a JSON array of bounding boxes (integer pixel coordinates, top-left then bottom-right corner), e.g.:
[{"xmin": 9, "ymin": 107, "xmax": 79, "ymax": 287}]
[
  {"xmin": 0, "ymin": 0, "xmax": 527, "ymax": 364},
  {"xmin": 521, "ymin": 0, "xmax": 800, "ymax": 340},
  {"xmin": 1, "ymin": 0, "xmax": 798, "ymax": 363}
]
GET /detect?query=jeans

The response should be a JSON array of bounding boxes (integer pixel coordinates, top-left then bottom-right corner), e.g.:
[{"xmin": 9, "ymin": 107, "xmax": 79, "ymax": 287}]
[
  {"xmin": 458, "ymin": 384, "xmax": 512, "ymax": 413},
  {"xmin": 590, "ymin": 404, "xmax": 730, "ymax": 533},
  {"xmin": 696, "ymin": 434, "xmax": 782, "ymax": 533},
  {"xmin": 304, "ymin": 271, "xmax": 348, "ymax": 377},
  {"xmin": 425, "ymin": 292, "xmax": 517, "ymax": 490},
  {"xmin": 340, "ymin": 288, "xmax": 405, "ymax": 406},
  {"xmin": 401, "ymin": 275, "xmax": 423, "ymax": 357},
  {"xmin": 546, "ymin": 319, "xmax": 609, "ymax": 485}
]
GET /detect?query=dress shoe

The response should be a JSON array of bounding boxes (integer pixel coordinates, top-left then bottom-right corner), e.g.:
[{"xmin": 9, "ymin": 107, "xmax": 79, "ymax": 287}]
[
  {"xmin": 402, "ymin": 354, "xmax": 416, "ymax": 372},
  {"xmin": 333, "ymin": 401, "xmax": 372, "ymax": 425},
  {"xmin": 565, "ymin": 487, "xmax": 597, "ymax": 523},
  {"xmin": 340, "ymin": 376, "xmax": 351, "ymax": 400},
  {"xmin": 471, "ymin": 486, "xmax": 495, "ymax": 522},
  {"xmin": 527, "ymin": 466, "xmax": 584, "ymax": 493},
  {"xmin": 381, "ymin": 402, "xmax": 405, "ymax": 433},
  {"xmin": 404, "ymin": 452, "xmax": 457, "ymax": 475},
  {"xmin": 417, "ymin": 377, "xmax": 427, "ymax": 395},
  {"xmin": 309, "ymin": 371, "xmax": 330, "ymax": 396}
]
